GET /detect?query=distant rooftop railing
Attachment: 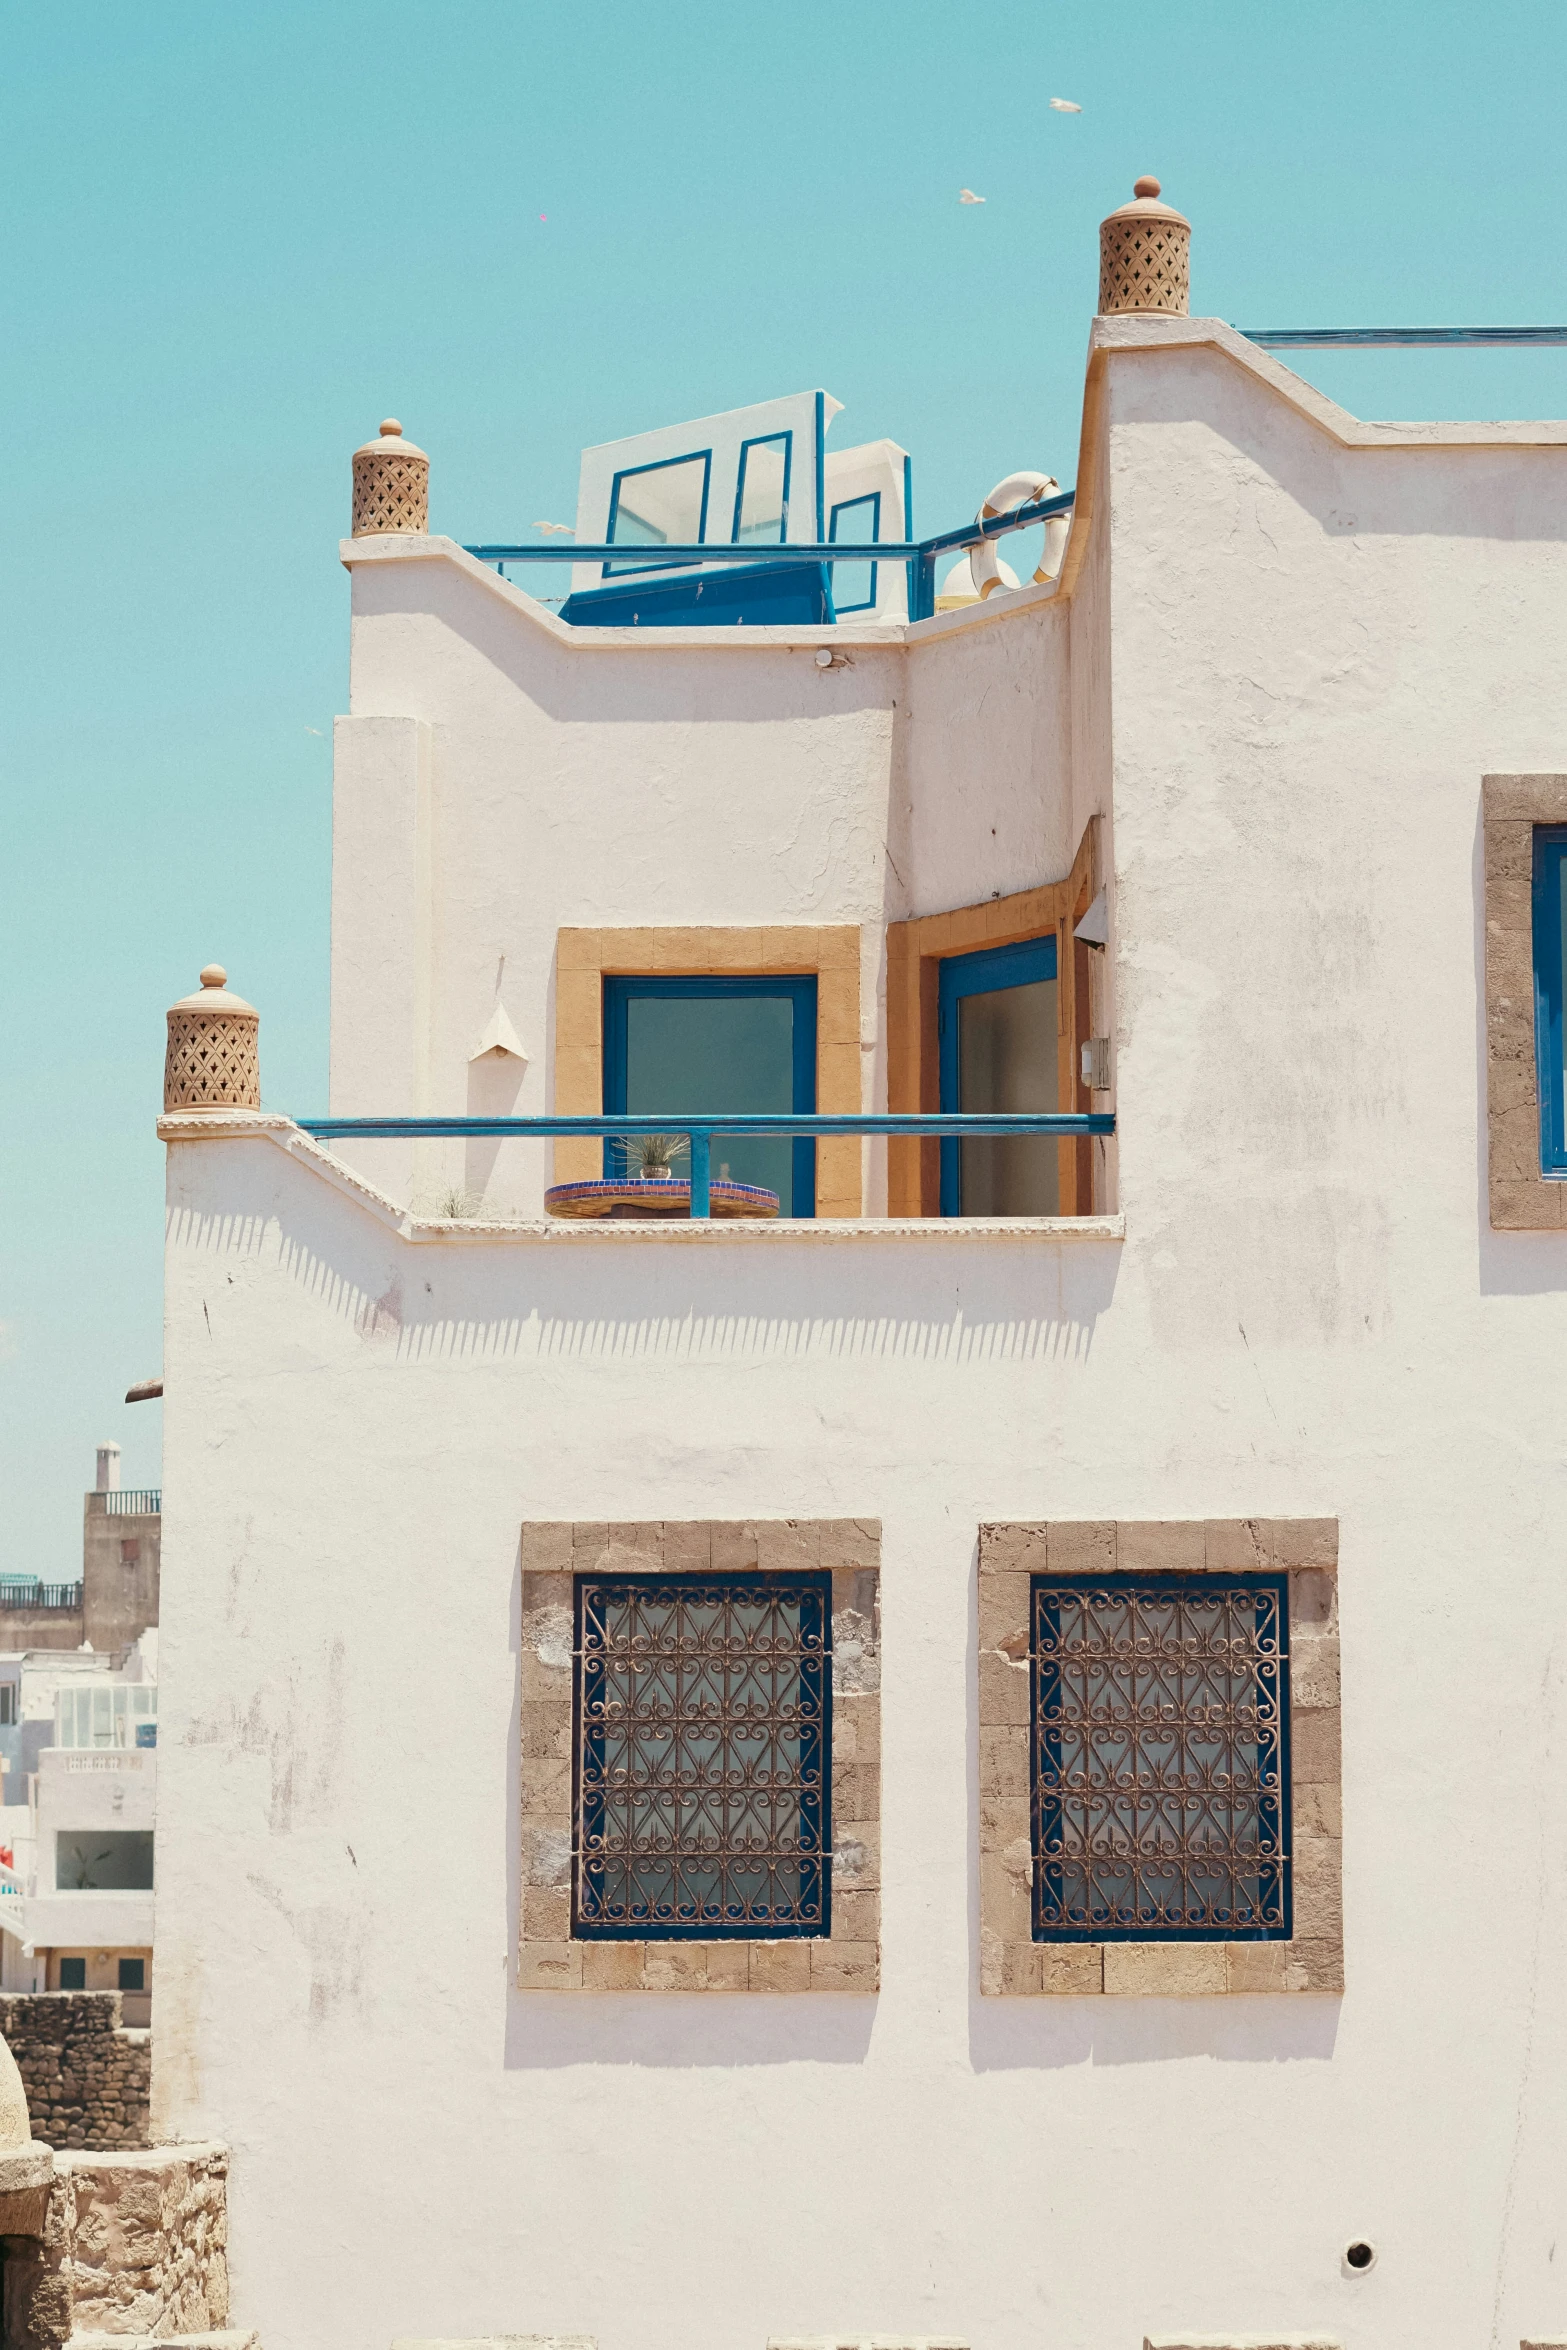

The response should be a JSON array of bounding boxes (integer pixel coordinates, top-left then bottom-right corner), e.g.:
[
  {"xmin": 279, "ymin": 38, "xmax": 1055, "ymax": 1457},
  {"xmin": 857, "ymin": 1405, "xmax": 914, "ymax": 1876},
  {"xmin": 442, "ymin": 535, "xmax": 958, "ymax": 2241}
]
[
  {"xmin": 87, "ymin": 1490, "xmax": 160, "ymax": 1516},
  {"xmin": 0, "ymin": 1582, "xmax": 82, "ymax": 1613},
  {"xmin": 300, "ymin": 1112, "xmax": 1115, "ymax": 1220},
  {"xmin": 464, "ymin": 488, "xmax": 1076, "ymax": 625}
]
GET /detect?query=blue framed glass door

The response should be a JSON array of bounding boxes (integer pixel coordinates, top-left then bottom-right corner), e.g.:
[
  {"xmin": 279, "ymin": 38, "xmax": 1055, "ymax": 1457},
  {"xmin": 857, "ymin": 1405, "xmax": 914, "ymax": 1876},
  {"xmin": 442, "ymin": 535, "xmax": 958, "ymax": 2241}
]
[
  {"xmin": 938, "ymin": 935, "xmax": 1059, "ymax": 1215},
  {"xmin": 1534, "ymin": 828, "xmax": 1567, "ymax": 1173},
  {"xmin": 602, "ymin": 976, "xmax": 817, "ymax": 1215}
]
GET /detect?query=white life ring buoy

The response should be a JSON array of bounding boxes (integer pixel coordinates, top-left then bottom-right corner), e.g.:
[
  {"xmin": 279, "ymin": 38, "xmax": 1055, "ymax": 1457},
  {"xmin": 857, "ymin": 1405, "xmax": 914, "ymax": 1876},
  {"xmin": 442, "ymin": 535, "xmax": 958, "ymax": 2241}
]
[{"xmin": 971, "ymin": 470, "xmax": 1070, "ymax": 597}]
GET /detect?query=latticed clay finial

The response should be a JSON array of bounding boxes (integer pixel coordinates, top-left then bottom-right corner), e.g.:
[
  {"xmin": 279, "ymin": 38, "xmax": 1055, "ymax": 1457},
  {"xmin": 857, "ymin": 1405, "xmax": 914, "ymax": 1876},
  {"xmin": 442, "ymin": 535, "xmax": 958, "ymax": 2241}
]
[
  {"xmin": 164, "ymin": 966, "xmax": 261, "ymax": 1115},
  {"xmin": 1099, "ymin": 175, "xmax": 1191, "ymax": 318},
  {"xmin": 352, "ymin": 416, "xmax": 429, "ymax": 536}
]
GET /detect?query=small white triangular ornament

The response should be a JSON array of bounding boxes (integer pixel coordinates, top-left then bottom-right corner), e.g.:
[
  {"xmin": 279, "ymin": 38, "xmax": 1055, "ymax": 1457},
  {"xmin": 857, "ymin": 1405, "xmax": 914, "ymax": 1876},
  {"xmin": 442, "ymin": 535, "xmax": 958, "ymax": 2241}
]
[{"xmin": 468, "ymin": 1003, "xmax": 529, "ymax": 1064}]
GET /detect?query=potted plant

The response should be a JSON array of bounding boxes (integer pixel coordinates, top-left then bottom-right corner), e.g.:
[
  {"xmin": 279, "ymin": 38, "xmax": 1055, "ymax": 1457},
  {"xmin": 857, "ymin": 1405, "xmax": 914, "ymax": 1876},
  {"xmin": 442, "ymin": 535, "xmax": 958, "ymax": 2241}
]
[{"xmin": 624, "ymin": 1133, "xmax": 689, "ymax": 1185}]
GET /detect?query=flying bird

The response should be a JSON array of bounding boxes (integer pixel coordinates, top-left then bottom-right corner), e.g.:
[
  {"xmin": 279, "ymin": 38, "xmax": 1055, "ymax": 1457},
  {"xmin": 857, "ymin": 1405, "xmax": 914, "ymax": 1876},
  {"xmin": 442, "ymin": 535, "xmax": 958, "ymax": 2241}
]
[
  {"xmin": 1049, "ymin": 97, "xmax": 1082, "ymax": 112},
  {"xmin": 534, "ymin": 520, "xmax": 574, "ymax": 535},
  {"xmin": 959, "ymin": 188, "xmax": 986, "ymax": 204},
  {"xmin": 305, "ymin": 726, "xmax": 324, "ymax": 736}
]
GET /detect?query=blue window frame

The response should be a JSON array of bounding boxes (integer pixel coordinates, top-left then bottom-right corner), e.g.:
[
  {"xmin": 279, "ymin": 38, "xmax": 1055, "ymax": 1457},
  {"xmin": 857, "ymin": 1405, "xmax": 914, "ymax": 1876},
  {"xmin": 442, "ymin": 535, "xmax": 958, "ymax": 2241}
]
[
  {"xmin": 1031, "ymin": 1572, "xmax": 1292, "ymax": 1942},
  {"xmin": 937, "ymin": 933, "xmax": 1058, "ymax": 1216},
  {"xmin": 829, "ymin": 491, "xmax": 880, "ymax": 613},
  {"xmin": 604, "ymin": 449, "xmax": 712, "ymax": 576},
  {"xmin": 573, "ymin": 1570, "xmax": 831, "ymax": 1939},
  {"xmin": 602, "ymin": 974, "xmax": 817, "ymax": 1215},
  {"xmin": 732, "ymin": 432, "xmax": 792, "ymax": 545},
  {"xmin": 1533, "ymin": 828, "xmax": 1567, "ymax": 1171}
]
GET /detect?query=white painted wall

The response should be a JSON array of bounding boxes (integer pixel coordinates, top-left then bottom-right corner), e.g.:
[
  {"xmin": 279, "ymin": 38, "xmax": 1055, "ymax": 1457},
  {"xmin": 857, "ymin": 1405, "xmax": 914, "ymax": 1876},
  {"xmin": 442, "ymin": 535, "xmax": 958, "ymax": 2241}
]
[
  {"xmin": 29, "ymin": 1745, "xmax": 155, "ymax": 1953},
  {"xmin": 157, "ymin": 323, "xmax": 1567, "ymax": 2350},
  {"xmin": 332, "ymin": 544, "xmax": 1080, "ymax": 1214}
]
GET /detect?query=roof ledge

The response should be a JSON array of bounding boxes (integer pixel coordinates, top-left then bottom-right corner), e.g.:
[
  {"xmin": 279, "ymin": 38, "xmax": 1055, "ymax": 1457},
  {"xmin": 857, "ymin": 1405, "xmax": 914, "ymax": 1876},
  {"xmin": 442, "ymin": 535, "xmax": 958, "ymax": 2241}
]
[{"xmin": 1091, "ymin": 312, "xmax": 1567, "ymax": 448}]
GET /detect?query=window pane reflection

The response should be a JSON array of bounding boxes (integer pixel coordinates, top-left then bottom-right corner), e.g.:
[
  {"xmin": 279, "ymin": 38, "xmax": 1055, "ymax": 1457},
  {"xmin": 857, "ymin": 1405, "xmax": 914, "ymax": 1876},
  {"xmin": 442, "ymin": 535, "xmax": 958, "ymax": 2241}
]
[
  {"xmin": 623, "ymin": 992, "xmax": 798, "ymax": 1210},
  {"xmin": 735, "ymin": 435, "xmax": 790, "ymax": 544},
  {"xmin": 830, "ymin": 494, "xmax": 880, "ymax": 612},
  {"xmin": 607, "ymin": 454, "xmax": 710, "ymax": 573},
  {"xmin": 958, "ymin": 977, "xmax": 1059, "ymax": 1215}
]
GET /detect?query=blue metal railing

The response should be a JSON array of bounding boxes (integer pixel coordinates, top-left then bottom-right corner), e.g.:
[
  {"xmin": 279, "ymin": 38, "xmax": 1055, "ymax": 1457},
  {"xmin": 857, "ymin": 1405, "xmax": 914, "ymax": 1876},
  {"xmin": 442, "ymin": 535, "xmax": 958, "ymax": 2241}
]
[
  {"xmin": 1242, "ymin": 325, "xmax": 1567, "ymax": 349},
  {"xmin": 299, "ymin": 1112, "xmax": 1115, "ymax": 1220},
  {"xmin": 462, "ymin": 330, "xmax": 1566, "ymax": 616},
  {"xmin": 464, "ymin": 489, "xmax": 1076, "ymax": 625},
  {"xmin": 89, "ymin": 1490, "xmax": 161, "ymax": 1516}
]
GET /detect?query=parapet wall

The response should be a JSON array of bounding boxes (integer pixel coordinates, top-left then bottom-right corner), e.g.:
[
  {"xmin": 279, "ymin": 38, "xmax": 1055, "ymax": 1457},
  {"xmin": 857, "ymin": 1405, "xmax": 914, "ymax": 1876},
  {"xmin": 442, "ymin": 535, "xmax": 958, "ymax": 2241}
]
[{"xmin": 0, "ymin": 1997, "xmax": 149, "ymax": 2151}]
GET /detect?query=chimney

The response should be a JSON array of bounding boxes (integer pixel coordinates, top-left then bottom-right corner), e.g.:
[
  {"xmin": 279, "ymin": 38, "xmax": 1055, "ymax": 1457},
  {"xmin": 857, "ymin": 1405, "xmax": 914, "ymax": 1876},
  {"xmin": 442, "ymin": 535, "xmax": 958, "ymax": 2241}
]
[
  {"xmin": 352, "ymin": 418, "xmax": 430, "ymax": 537},
  {"xmin": 1098, "ymin": 176, "xmax": 1191, "ymax": 318},
  {"xmin": 164, "ymin": 966, "xmax": 260, "ymax": 1114},
  {"xmin": 95, "ymin": 1443, "xmax": 121, "ymax": 1495}
]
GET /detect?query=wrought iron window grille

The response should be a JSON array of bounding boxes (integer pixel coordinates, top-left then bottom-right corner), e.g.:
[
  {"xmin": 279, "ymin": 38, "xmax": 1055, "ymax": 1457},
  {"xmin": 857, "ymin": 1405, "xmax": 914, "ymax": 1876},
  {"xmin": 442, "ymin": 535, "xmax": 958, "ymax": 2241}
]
[
  {"xmin": 573, "ymin": 1571, "xmax": 832, "ymax": 1940},
  {"xmin": 1031, "ymin": 1571, "xmax": 1291, "ymax": 1942}
]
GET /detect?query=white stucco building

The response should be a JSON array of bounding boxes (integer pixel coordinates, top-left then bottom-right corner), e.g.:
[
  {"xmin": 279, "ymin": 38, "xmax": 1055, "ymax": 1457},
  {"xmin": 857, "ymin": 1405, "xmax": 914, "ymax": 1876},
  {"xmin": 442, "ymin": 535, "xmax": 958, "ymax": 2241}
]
[
  {"xmin": 150, "ymin": 181, "xmax": 1567, "ymax": 2350},
  {"xmin": 0, "ymin": 1642, "xmax": 157, "ymax": 2008}
]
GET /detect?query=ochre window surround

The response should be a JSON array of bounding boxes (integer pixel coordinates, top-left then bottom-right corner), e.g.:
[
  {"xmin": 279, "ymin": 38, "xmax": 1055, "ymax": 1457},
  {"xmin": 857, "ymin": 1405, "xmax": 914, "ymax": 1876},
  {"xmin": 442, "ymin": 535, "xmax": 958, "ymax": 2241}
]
[
  {"xmin": 554, "ymin": 927, "xmax": 862, "ymax": 1216},
  {"xmin": 519, "ymin": 1519, "xmax": 881, "ymax": 1993},
  {"xmin": 1483, "ymin": 773, "xmax": 1567, "ymax": 1229},
  {"xmin": 886, "ymin": 819, "xmax": 1101, "ymax": 1217},
  {"xmin": 978, "ymin": 1517, "xmax": 1343, "ymax": 1997}
]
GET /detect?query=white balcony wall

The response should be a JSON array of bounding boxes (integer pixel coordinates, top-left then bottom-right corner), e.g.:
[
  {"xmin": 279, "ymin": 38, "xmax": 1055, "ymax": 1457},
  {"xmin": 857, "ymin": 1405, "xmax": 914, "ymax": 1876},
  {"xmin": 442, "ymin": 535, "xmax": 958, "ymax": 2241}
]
[{"xmin": 330, "ymin": 538, "xmax": 1084, "ymax": 1214}]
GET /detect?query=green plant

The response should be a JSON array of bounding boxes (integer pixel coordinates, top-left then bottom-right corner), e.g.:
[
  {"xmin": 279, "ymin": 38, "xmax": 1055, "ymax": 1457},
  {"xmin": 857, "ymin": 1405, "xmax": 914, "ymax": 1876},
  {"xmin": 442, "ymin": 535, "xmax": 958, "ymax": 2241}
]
[{"xmin": 619, "ymin": 1132, "xmax": 689, "ymax": 1181}]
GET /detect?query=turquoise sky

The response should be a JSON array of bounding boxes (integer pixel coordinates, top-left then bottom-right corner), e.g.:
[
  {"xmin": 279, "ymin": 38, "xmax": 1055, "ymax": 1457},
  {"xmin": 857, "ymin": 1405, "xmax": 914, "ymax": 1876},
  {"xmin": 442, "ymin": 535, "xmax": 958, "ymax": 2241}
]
[{"xmin": 4, "ymin": 0, "xmax": 1565, "ymax": 1577}]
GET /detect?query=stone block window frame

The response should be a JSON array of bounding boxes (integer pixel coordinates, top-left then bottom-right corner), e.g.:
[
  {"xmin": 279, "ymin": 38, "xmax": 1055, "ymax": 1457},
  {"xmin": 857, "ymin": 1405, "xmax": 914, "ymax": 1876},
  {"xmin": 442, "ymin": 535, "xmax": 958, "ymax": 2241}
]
[
  {"xmin": 978, "ymin": 1519, "xmax": 1343, "ymax": 1997},
  {"xmin": 520, "ymin": 1520, "xmax": 881, "ymax": 1993},
  {"xmin": 1484, "ymin": 774, "xmax": 1567, "ymax": 1227},
  {"xmin": 553, "ymin": 927, "xmax": 863, "ymax": 1215}
]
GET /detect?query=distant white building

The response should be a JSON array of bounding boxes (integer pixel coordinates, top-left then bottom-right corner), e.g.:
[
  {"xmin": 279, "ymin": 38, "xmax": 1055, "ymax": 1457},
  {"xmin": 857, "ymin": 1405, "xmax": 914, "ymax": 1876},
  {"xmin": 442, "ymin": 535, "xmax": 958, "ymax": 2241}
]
[
  {"xmin": 150, "ymin": 178, "xmax": 1567, "ymax": 2350},
  {"xmin": 0, "ymin": 1642, "xmax": 156, "ymax": 2017}
]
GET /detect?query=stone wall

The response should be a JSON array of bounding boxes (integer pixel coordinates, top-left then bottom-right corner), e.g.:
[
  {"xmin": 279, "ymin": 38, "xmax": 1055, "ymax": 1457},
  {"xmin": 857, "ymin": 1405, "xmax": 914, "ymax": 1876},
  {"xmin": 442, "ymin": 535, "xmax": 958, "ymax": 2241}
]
[
  {"xmin": 4, "ymin": 2144, "xmax": 230, "ymax": 2349},
  {"xmin": 0, "ymin": 1606, "xmax": 84, "ymax": 1655},
  {"xmin": 80, "ymin": 1499, "xmax": 160, "ymax": 1654},
  {"xmin": 0, "ymin": 1997, "xmax": 148, "ymax": 2151}
]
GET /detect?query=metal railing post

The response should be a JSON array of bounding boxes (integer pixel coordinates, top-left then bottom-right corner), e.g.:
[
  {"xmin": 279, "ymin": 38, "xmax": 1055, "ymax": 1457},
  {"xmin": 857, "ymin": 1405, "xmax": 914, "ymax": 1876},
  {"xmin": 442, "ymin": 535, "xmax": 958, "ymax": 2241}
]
[
  {"xmin": 917, "ymin": 551, "xmax": 936, "ymax": 621},
  {"xmin": 689, "ymin": 1129, "xmax": 712, "ymax": 1218}
]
